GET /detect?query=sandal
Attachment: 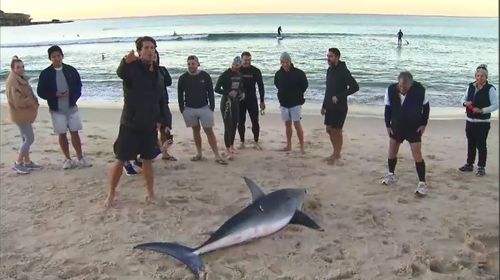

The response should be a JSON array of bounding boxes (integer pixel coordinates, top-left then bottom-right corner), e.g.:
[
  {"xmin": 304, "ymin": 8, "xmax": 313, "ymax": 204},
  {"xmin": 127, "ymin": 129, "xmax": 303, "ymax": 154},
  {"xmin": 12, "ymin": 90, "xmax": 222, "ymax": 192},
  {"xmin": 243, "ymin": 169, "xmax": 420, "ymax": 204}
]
[
  {"xmin": 190, "ymin": 155, "xmax": 203, "ymax": 162},
  {"xmin": 215, "ymin": 158, "xmax": 228, "ymax": 165},
  {"xmin": 162, "ymin": 155, "xmax": 178, "ymax": 161}
]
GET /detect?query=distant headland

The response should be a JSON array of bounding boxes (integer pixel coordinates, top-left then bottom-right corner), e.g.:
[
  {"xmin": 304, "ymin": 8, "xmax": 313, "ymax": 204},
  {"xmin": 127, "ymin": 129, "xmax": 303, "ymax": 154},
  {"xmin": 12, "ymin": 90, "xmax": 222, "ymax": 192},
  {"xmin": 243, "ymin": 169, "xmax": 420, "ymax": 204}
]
[{"xmin": 0, "ymin": 10, "xmax": 73, "ymax": 26}]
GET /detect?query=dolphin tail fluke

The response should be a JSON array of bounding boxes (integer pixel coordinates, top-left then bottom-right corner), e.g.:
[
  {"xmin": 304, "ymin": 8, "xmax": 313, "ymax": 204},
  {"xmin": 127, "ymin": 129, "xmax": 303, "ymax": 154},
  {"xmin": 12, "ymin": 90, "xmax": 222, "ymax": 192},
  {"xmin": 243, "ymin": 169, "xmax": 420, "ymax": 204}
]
[
  {"xmin": 134, "ymin": 242, "xmax": 204, "ymax": 278},
  {"xmin": 290, "ymin": 210, "xmax": 324, "ymax": 231}
]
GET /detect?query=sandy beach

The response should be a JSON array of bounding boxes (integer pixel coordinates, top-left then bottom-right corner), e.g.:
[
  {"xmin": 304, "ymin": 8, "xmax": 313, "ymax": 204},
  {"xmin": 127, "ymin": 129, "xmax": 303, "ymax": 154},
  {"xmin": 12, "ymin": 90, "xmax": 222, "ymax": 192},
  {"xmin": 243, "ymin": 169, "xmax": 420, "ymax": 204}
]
[{"xmin": 0, "ymin": 103, "xmax": 498, "ymax": 279}]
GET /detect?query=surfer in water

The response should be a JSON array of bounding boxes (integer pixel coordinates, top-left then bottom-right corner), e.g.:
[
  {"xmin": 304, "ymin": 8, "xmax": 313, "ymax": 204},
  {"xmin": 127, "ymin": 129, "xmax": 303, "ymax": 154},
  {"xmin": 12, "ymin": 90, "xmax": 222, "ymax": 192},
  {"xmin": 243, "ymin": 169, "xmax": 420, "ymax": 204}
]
[
  {"xmin": 277, "ymin": 26, "xmax": 282, "ymax": 37},
  {"xmin": 397, "ymin": 29, "xmax": 404, "ymax": 46}
]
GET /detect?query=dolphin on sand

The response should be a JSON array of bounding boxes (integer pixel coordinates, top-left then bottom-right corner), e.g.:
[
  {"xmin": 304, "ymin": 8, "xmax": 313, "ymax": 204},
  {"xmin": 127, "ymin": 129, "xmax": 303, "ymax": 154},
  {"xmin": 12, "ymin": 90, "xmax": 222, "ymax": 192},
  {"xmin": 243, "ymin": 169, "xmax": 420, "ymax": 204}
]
[{"xmin": 134, "ymin": 177, "xmax": 323, "ymax": 278}]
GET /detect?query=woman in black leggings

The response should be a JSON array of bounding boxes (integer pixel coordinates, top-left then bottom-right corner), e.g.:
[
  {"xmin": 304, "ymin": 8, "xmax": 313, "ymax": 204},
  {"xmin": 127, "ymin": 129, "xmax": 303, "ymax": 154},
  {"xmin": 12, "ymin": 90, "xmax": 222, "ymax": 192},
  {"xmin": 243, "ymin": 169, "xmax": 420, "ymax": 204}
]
[{"xmin": 459, "ymin": 64, "xmax": 498, "ymax": 177}]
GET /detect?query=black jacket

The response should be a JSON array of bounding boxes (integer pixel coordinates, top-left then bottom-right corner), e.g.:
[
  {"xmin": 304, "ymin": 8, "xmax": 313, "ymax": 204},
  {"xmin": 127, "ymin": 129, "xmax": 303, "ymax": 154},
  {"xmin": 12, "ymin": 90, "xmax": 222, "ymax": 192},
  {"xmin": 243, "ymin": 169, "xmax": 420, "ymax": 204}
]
[
  {"xmin": 322, "ymin": 61, "xmax": 359, "ymax": 108},
  {"xmin": 464, "ymin": 82, "xmax": 494, "ymax": 120},
  {"xmin": 159, "ymin": 66, "xmax": 172, "ymax": 104},
  {"xmin": 37, "ymin": 63, "xmax": 82, "ymax": 111},
  {"xmin": 385, "ymin": 81, "xmax": 429, "ymax": 129},
  {"xmin": 274, "ymin": 64, "xmax": 308, "ymax": 108},
  {"xmin": 117, "ymin": 59, "xmax": 167, "ymax": 130}
]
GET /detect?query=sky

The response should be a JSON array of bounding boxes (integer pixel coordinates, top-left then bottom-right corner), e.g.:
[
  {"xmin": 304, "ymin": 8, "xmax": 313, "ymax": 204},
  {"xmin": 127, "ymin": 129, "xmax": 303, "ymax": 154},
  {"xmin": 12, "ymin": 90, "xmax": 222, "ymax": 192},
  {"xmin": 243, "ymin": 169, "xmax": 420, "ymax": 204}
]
[{"xmin": 1, "ymin": 0, "xmax": 498, "ymax": 20}]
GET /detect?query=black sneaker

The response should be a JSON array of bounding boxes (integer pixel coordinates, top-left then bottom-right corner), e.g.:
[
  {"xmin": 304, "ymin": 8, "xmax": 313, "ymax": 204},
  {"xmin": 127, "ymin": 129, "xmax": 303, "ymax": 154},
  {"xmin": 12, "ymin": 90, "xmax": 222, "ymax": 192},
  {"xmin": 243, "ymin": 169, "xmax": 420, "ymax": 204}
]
[
  {"xmin": 458, "ymin": 164, "xmax": 473, "ymax": 172},
  {"xmin": 123, "ymin": 162, "xmax": 138, "ymax": 176},
  {"xmin": 476, "ymin": 167, "xmax": 486, "ymax": 177}
]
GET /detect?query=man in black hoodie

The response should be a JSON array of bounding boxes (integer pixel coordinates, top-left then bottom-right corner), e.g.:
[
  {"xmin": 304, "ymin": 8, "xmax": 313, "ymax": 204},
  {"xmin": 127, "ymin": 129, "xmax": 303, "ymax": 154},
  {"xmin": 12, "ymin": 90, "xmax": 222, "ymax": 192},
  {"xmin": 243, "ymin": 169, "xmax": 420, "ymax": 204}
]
[
  {"xmin": 321, "ymin": 48, "xmax": 359, "ymax": 164},
  {"xmin": 274, "ymin": 52, "xmax": 308, "ymax": 154},
  {"xmin": 105, "ymin": 36, "xmax": 169, "ymax": 208},
  {"xmin": 239, "ymin": 51, "xmax": 265, "ymax": 149},
  {"xmin": 381, "ymin": 71, "xmax": 429, "ymax": 197}
]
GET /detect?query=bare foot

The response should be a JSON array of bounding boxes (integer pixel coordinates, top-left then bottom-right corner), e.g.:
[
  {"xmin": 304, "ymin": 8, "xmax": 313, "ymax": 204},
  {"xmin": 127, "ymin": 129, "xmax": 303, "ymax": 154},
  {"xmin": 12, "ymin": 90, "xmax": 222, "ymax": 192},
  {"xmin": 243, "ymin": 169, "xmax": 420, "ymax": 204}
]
[
  {"xmin": 335, "ymin": 159, "xmax": 345, "ymax": 166},
  {"xmin": 223, "ymin": 150, "xmax": 234, "ymax": 160},
  {"xmin": 215, "ymin": 158, "xmax": 228, "ymax": 165},
  {"xmin": 103, "ymin": 195, "xmax": 116, "ymax": 208},
  {"xmin": 230, "ymin": 147, "xmax": 238, "ymax": 154},
  {"xmin": 300, "ymin": 146, "xmax": 305, "ymax": 154},
  {"xmin": 325, "ymin": 155, "xmax": 336, "ymax": 165},
  {"xmin": 326, "ymin": 154, "xmax": 341, "ymax": 165},
  {"xmin": 144, "ymin": 194, "xmax": 157, "ymax": 205},
  {"xmin": 190, "ymin": 154, "xmax": 203, "ymax": 162}
]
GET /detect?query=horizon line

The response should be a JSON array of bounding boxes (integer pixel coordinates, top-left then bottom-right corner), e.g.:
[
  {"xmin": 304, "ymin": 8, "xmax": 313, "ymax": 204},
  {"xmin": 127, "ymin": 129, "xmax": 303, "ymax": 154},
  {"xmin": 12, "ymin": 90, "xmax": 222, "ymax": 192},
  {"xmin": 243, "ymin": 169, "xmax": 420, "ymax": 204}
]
[{"xmin": 37, "ymin": 12, "xmax": 498, "ymax": 21}]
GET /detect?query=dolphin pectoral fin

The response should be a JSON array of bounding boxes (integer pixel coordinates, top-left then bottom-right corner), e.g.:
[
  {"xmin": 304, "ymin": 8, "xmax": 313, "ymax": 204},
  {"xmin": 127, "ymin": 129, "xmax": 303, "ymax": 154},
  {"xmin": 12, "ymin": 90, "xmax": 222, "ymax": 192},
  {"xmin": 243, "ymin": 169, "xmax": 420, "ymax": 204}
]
[
  {"xmin": 289, "ymin": 210, "xmax": 324, "ymax": 231},
  {"xmin": 243, "ymin": 177, "xmax": 266, "ymax": 202},
  {"xmin": 134, "ymin": 242, "xmax": 204, "ymax": 278}
]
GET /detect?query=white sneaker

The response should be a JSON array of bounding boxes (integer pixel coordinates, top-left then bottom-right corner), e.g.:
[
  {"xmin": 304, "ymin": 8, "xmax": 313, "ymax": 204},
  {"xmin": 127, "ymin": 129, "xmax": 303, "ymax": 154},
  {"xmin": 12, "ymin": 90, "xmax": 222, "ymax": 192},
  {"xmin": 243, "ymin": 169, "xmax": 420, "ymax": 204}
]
[
  {"xmin": 13, "ymin": 162, "xmax": 30, "ymax": 174},
  {"xmin": 78, "ymin": 157, "xmax": 92, "ymax": 168},
  {"xmin": 415, "ymin": 182, "xmax": 428, "ymax": 196},
  {"xmin": 381, "ymin": 173, "xmax": 397, "ymax": 185},
  {"xmin": 63, "ymin": 159, "xmax": 75, "ymax": 170}
]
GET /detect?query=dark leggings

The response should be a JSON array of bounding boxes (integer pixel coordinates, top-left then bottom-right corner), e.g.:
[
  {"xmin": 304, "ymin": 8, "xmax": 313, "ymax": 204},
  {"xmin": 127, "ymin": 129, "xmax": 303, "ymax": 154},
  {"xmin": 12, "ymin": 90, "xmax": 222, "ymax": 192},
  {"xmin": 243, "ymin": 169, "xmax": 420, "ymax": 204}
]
[
  {"xmin": 466, "ymin": 121, "xmax": 490, "ymax": 167},
  {"xmin": 221, "ymin": 96, "xmax": 240, "ymax": 148},
  {"xmin": 238, "ymin": 98, "xmax": 260, "ymax": 142}
]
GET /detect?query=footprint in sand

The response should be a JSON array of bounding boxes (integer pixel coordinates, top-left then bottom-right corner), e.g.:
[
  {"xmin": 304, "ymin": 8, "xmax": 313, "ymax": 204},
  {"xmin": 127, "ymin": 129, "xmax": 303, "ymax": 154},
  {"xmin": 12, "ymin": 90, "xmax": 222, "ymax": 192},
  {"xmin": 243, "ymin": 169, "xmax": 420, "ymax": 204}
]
[
  {"xmin": 428, "ymin": 258, "xmax": 460, "ymax": 274},
  {"xmin": 394, "ymin": 263, "xmax": 425, "ymax": 277},
  {"xmin": 304, "ymin": 197, "xmax": 322, "ymax": 213},
  {"xmin": 465, "ymin": 230, "xmax": 500, "ymax": 274},
  {"xmin": 327, "ymin": 268, "xmax": 357, "ymax": 279},
  {"xmin": 87, "ymin": 134, "xmax": 107, "ymax": 140},
  {"xmin": 268, "ymin": 263, "xmax": 283, "ymax": 275},
  {"xmin": 165, "ymin": 195, "xmax": 190, "ymax": 204}
]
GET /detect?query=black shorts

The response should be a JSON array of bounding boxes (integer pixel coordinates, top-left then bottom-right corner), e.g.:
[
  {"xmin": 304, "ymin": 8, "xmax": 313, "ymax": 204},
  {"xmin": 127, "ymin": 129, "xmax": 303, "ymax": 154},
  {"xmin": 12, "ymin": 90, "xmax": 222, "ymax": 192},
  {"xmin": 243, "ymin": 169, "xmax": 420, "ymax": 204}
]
[
  {"xmin": 324, "ymin": 104, "xmax": 348, "ymax": 129},
  {"xmin": 390, "ymin": 127, "xmax": 421, "ymax": 143},
  {"xmin": 113, "ymin": 125, "xmax": 158, "ymax": 161}
]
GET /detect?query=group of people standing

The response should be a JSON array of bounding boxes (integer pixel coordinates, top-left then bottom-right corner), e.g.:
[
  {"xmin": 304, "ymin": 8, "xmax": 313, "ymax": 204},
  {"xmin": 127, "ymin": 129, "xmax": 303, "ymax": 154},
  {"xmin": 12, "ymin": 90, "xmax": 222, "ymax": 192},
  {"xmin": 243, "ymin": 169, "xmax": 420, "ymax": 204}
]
[{"xmin": 4, "ymin": 35, "xmax": 497, "ymax": 207}]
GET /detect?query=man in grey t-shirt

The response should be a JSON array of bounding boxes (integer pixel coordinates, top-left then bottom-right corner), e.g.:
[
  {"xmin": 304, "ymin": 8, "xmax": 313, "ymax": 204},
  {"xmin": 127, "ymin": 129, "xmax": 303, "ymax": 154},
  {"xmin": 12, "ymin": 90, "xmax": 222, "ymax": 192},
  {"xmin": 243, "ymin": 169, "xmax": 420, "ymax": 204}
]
[{"xmin": 37, "ymin": 45, "xmax": 91, "ymax": 170}]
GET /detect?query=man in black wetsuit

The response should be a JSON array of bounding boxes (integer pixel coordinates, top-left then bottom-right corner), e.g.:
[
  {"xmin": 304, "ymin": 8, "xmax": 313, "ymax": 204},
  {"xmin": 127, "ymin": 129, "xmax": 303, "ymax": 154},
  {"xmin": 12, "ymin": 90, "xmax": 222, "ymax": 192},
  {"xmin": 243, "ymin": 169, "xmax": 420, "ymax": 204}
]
[
  {"xmin": 397, "ymin": 29, "xmax": 404, "ymax": 46},
  {"xmin": 239, "ymin": 51, "xmax": 266, "ymax": 149}
]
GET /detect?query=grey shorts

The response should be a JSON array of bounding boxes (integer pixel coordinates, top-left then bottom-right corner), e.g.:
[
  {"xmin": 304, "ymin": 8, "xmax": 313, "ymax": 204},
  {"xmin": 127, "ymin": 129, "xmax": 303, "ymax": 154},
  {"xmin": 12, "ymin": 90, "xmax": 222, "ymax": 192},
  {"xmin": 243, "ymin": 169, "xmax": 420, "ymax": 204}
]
[
  {"xmin": 280, "ymin": 105, "xmax": 302, "ymax": 122},
  {"xmin": 182, "ymin": 106, "xmax": 214, "ymax": 128},
  {"xmin": 50, "ymin": 110, "xmax": 83, "ymax": 134}
]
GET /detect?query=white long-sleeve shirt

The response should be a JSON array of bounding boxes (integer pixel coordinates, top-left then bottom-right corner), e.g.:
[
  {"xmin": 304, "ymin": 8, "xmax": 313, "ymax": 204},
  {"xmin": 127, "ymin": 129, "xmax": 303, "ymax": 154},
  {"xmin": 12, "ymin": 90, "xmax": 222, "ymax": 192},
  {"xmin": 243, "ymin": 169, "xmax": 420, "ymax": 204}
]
[{"xmin": 462, "ymin": 83, "xmax": 498, "ymax": 122}]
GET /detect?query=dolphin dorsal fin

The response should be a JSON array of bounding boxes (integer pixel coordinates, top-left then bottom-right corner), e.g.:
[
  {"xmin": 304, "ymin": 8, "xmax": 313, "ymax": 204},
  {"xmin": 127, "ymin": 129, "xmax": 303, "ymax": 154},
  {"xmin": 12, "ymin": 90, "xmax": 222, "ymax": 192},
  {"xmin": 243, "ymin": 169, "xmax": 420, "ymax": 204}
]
[{"xmin": 243, "ymin": 177, "xmax": 266, "ymax": 202}]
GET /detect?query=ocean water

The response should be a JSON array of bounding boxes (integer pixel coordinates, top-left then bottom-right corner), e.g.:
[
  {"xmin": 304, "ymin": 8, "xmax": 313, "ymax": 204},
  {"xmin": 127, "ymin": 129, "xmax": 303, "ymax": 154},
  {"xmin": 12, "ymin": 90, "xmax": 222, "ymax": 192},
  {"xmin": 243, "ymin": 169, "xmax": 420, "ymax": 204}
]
[{"xmin": 0, "ymin": 14, "xmax": 498, "ymax": 106}]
